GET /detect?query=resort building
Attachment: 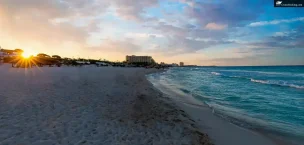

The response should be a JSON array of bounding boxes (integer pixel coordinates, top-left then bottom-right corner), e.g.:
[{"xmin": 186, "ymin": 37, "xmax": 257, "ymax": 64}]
[
  {"xmin": 0, "ymin": 52, "xmax": 4, "ymax": 63},
  {"xmin": 0, "ymin": 51, "xmax": 5, "ymax": 58},
  {"xmin": 171, "ymin": 63, "xmax": 179, "ymax": 67},
  {"xmin": 180, "ymin": 62, "xmax": 184, "ymax": 66},
  {"xmin": 0, "ymin": 49, "xmax": 22, "ymax": 57},
  {"xmin": 126, "ymin": 55, "xmax": 154, "ymax": 63}
]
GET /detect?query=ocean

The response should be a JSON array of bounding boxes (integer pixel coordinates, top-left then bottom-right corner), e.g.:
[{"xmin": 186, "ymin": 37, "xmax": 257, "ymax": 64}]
[{"xmin": 147, "ymin": 66, "xmax": 304, "ymax": 144}]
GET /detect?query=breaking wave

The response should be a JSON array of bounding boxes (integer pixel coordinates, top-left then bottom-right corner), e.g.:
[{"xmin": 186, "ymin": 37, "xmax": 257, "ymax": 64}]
[
  {"xmin": 250, "ymin": 79, "xmax": 304, "ymax": 89},
  {"xmin": 211, "ymin": 72, "xmax": 221, "ymax": 75}
]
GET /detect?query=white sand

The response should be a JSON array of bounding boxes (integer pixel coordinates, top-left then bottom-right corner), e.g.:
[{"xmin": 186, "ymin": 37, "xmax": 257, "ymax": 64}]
[
  {"xmin": 0, "ymin": 64, "xmax": 211, "ymax": 145},
  {"xmin": 148, "ymin": 75, "xmax": 278, "ymax": 145}
]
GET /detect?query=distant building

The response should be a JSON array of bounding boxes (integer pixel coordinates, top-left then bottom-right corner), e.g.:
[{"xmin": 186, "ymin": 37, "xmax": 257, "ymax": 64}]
[
  {"xmin": 184, "ymin": 65, "xmax": 198, "ymax": 67},
  {"xmin": 0, "ymin": 51, "xmax": 5, "ymax": 58},
  {"xmin": 126, "ymin": 55, "xmax": 154, "ymax": 63},
  {"xmin": 171, "ymin": 63, "xmax": 178, "ymax": 67},
  {"xmin": 0, "ymin": 51, "xmax": 4, "ymax": 63},
  {"xmin": 0, "ymin": 49, "xmax": 21, "ymax": 58},
  {"xmin": 180, "ymin": 62, "xmax": 184, "ymax": 66}
]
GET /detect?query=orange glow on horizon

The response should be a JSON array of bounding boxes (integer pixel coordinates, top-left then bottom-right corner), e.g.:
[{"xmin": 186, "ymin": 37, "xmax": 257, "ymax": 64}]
[{"xmin": 21, "ymin": 51, "xmax": 37, "ymax": 59}]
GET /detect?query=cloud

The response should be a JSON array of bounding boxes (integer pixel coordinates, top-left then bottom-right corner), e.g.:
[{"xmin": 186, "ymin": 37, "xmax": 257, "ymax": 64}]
[
  {"xmin": 273, "ymin": 32, "xmax": 290, "ymax": 37},
  {"xmin": 207, "ymin": 56, "xmax": 270, "ymax": 66},
  {"xmin": 249, "ymin": 17, "xmax": 304, "ymax": 27},
  {"xmin": 246, "ymin": 28, "xmax": 304, "ymax": 49},
  {"xmin": 205, "ymin": 23, "xmax": 227, "ymax": 30},
  {"xmin": 154, "ymin": 22, "xmax": 188, "ymax": 38},
  {"xmin": 0, "ymin": 0, "xmax": 107, "ymax": 42},
  {"xmin": 125, "ymin": 33, "xmax": 164, "ymax": 38},
  {"xmin": 179, "ymin": 0, "xmax": 196, "ymax": 7},
  {"xmin": 190, "ymin": 28, "xmax": 228, "ymax": 40},
  {"xmin": 144, "ymin": 19, "xmax": 232, "ymax": 54},
  {"xmin": 0, "ymin": 2, "xmax": 88, "ymax": 47},
  {"xmin": 0, "ymin": 0, "xmax": 108, "ymax": 19},
  {"xmin": 90, "ymin": 39, "xmax": 141, "ymax": 53},
  {"xmin": 110, "ymin": 0, "xmax": 159, "ymax": 20},
  {"xmin": 232, "ymin": 47, "xmax": 275, "ymax": 57},
  {"xmin": 149, "ymin": 37, "xmax": 232, "ymax": 55},
  {"xmin": 213, "ymin": 27, "xmax": 304, "ymax": 66},
  {"xmin": 176, "ymin": 38, "xmax": 230, "ymax": 52},
  {"xmin": 184, "ymin": 24, "xmax": 196, "ymax": 29},
  {"xmin": 185, "ymin": 0, "xmax": 265, "ymax": 28}
]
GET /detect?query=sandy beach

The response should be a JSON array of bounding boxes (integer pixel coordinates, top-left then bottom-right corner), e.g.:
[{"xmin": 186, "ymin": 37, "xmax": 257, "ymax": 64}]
[{"xmin": 0, "ymin": 65, "xmax": 211, "ymax": 145}]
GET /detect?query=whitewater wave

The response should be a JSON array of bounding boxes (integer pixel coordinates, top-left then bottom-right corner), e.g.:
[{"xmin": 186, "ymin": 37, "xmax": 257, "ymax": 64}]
[
  {"xmin": 250, "ymin": 79, "xmax": 304, "ymax": 89},
  {"xmin": 210, "ymin": 71, "xmax": 303, "ymax": 89},
  {"xmin": 211, "ymin": 72, "xmax": 221, "ymax": 76},
  {"xmin": 226, "ymin": 75, "xmax": 244, "ymax": 79},
  {"xmin": 250, "ymin": 79, "xmax": 268, "ymax": 84},
  {"xmin": 212, "ymin": 72, "xmax": 249, "ymax": 79},
  {"xmin": 221, "ymin": 70, "xmax": 304, "ymax": 77}
]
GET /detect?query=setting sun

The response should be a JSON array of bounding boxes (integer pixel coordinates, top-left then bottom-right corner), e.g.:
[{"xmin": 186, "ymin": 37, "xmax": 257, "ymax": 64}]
[
  {"xmin": 21, "ymin": 50, "xmax": 37, "ymax": 59},
  {"xmin": 22, "ymin": 52, "xmax": 32, "ymax": 58}
]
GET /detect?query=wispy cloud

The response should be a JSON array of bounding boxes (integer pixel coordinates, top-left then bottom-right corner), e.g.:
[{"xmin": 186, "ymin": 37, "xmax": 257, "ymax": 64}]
[
  {"xmin": 249, "ymin": 17, "xmax": 304, "ymax": 27},
  {"xmin": 205, "ymin": 23, "xmax": 227, "ymax": 30},
  {"xmin": 185, "ymin": 0, "xmax": 266, "ymax": 28},
  {"xmin": 125, "ymin": 33, "xmax": 163, "ymax": 38}
]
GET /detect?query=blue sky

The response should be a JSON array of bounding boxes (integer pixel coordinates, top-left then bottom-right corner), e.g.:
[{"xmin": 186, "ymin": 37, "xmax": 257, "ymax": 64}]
[{"xmin": 0, "ymin": 0, "xmax": 303, "ymax": 66}]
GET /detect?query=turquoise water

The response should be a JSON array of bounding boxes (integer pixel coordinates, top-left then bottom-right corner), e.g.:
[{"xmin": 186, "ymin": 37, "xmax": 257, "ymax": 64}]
[{"xmin": 147, "ymin": 66, "xmax": 304, "ymax": 143}]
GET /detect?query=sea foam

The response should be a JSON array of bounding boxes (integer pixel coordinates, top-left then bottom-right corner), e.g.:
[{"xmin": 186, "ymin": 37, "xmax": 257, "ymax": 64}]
[
  {"xmin": 211, "ymin": 72, "xmax": 221, "ymax": 75},
  {"xmin": 250, "ymin": 79, "xmax": 304, "ymax": 89}
]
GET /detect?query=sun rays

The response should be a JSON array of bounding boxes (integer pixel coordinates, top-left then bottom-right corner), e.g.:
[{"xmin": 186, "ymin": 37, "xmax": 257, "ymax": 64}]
[
  {"xmin": 21, "ymin": 52, "xmax": 32, "ymax": 59},
  {"xmin": 10, "ymin": 51, "xmax": 41, "ymax": 74}
]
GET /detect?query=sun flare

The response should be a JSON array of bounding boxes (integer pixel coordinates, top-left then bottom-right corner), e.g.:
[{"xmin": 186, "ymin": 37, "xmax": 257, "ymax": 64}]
[
  {"xmin": 22, "ymin": 53, "xmax": 31, "ymax": 58},
  {"xmin": 21, "ymin": 51, "xmax": 36, "ymax": 59}
]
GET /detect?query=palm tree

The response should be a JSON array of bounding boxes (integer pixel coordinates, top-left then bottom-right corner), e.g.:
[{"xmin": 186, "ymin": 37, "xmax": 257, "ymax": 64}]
[
  {"xmin": 52, "ymin": 55, "xmax": 61, "ymax": 59},
  {"xmin": 14, "ymin": 49, "xmax": 24, "ymax": 54},
  {"xmin": 37, "ymin": 53, "xmax": 51, "ymax": 58}
]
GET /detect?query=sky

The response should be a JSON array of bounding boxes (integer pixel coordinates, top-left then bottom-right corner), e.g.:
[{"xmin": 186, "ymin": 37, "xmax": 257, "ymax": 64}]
[{"xmin": 0, "ymin": 0, "xmax": 303, "ymax": 66}]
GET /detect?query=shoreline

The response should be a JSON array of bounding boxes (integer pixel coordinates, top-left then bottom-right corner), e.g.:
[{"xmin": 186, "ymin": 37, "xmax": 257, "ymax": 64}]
[{"xmin": 145, "ymin": 70, "xmax": 283, "ymax": 145}]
